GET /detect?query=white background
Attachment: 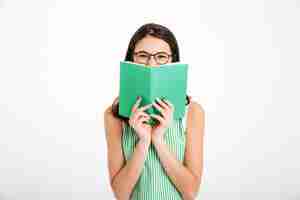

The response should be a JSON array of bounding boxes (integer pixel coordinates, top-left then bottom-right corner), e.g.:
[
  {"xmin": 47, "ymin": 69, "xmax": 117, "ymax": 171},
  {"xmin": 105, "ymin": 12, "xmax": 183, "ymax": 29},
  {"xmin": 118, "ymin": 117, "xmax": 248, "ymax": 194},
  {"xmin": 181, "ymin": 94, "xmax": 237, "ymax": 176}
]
[{"xmin": 0, "ymin": 0, "xmax": 299, "ymax": 199}]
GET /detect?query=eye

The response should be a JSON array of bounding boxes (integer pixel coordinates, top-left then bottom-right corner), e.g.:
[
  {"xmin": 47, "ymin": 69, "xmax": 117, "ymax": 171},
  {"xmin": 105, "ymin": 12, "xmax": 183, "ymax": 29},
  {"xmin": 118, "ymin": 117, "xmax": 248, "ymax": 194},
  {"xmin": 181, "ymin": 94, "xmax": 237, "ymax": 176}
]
[
  {"xmin": 139, "ymin": 54, "xmax": 148, "ymax": 58},
  {"xmin": 158, "ymin": 55, "xmax": 167, "ymax": 58},
  {"xmin": 136, "ymin": 52, "xmax": 148, "ymax": 57},
  {"xmin": 156, "ymin": 53, "xmax": 168, "ymax": 59}
]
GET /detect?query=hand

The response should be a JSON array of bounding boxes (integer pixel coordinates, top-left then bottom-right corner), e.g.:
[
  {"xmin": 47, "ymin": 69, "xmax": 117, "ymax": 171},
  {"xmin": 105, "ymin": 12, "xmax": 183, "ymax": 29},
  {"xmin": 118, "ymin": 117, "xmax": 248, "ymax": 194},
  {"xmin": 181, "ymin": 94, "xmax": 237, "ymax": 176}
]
[
  {"xmin": 129, "ymin": 96, "xmax": 153, "ymax": 144},
  {"xmin": 150, "ymin": 98, "xmax": 175, "ymax": 143}
]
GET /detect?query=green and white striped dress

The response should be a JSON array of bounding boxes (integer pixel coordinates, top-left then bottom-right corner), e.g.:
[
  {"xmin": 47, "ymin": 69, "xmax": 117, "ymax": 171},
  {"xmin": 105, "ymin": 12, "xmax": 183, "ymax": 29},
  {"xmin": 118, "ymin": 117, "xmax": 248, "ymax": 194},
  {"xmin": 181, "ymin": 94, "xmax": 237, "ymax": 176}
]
[{"xmin": 121, "ymin": 104, "xmax": 189, "ymax": 200}]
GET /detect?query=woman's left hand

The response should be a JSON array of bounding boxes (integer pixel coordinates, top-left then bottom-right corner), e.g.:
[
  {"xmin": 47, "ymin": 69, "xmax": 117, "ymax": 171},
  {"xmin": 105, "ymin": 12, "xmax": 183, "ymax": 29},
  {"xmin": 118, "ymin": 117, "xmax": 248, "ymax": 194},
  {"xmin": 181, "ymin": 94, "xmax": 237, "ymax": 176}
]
[{"xmin": 150, "ymin": 98, "xmax": 175, "ymax": 143}]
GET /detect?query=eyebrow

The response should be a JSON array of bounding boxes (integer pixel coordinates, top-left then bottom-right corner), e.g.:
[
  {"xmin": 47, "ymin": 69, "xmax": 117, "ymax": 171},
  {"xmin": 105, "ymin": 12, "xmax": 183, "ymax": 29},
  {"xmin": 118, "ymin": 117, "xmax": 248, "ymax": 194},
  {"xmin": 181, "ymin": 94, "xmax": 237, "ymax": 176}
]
[
  {"xmin": 135, "ymin": 50, "xmax": 169, "ymax": 54},
  {"xmin": 135, "ymin": 50, "xmax": 149, "ymax": 54}
]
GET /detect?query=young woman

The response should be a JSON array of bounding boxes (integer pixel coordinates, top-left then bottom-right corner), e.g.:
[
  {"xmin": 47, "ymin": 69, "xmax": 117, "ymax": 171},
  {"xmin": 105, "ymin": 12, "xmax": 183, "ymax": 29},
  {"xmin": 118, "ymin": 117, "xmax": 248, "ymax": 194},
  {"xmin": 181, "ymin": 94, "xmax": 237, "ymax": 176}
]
[{"xmin": 104, "ymin": 23, "xmax": 205, "ymax": 200}]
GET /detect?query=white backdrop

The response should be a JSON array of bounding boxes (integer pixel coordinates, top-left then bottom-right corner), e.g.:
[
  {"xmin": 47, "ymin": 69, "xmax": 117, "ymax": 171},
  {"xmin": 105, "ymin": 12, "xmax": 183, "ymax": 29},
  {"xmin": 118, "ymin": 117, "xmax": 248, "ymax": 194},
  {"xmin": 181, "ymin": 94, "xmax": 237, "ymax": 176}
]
[{"xmin": 0, "ymin": 0, "xmax": 299, "ymax": 199}]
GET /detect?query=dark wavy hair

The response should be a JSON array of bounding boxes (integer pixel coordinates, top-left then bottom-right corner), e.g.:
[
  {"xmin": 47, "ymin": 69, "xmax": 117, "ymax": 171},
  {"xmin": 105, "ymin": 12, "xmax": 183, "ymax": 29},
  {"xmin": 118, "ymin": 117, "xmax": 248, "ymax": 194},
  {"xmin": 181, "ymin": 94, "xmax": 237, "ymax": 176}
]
[{"xmin": 111, "ymin": 23, "xmax": 191, "ymax": 124}]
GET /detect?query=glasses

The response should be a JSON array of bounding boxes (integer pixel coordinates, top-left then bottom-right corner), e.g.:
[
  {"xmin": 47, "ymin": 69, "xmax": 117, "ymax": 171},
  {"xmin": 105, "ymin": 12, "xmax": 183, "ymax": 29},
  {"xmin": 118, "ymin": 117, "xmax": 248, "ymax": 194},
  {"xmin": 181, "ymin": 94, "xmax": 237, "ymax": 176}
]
[{"xmin": 133, "ymin": 51, "xmax": 172, "ymax": 65}]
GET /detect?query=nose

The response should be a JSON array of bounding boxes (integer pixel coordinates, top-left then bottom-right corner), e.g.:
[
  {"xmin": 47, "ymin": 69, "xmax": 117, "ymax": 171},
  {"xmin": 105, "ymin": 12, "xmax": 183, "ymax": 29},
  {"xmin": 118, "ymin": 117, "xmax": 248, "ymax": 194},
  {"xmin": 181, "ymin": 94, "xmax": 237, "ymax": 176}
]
[{"xmin": 146, "ymin": 55, "xmax": 159, "ymax": 67}]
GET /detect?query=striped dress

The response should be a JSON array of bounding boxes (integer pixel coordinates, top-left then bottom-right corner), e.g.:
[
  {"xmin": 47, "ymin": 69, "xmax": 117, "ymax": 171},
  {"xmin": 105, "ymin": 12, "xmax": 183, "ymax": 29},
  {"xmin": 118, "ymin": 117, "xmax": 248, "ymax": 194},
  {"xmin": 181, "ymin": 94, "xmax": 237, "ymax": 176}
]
[{"xmin": 121, "ymin": 104, "xmax": 189, "ymax": 200}]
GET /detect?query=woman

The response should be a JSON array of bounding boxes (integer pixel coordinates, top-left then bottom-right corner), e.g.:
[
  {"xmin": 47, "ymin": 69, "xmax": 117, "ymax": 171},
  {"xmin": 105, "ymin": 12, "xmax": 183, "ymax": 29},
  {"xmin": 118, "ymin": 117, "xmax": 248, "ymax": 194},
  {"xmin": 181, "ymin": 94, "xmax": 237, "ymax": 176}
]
[{"xmin": 104, "ymin": 23, "xmax": 205, "ymax": 200}]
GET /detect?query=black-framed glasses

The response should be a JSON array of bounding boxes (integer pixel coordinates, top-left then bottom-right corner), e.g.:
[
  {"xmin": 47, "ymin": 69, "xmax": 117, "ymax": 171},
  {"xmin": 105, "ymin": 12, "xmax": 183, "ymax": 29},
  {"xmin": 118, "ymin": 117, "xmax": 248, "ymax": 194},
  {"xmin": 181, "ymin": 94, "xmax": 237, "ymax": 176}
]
[{"xmin": 133, "ymin": 51, "xmax": 172, "ymax": 65}]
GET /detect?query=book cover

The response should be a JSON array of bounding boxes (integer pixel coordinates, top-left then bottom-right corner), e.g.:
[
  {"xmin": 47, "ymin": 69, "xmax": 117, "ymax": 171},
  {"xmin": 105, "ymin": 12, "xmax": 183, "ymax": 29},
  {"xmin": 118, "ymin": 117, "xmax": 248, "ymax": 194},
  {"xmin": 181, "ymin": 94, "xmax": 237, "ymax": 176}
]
[{"xmin": 118, "ymin": 61, "xmax": 188, "ymax": 125}]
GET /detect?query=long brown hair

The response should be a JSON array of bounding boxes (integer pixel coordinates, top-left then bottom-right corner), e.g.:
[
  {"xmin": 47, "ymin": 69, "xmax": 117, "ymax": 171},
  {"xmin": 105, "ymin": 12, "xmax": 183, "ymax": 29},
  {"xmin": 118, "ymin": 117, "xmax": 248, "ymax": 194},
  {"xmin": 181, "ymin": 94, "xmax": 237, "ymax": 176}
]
[{"xmin": 111, "ymin": 23, "xmax": 191, "ymax": 124}]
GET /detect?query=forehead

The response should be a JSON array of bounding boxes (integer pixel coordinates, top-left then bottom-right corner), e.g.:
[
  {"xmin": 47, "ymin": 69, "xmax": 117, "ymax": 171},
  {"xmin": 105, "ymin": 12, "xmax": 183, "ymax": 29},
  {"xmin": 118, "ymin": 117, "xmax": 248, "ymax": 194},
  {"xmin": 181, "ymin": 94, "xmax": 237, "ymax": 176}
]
[{"xmin": 134, "ymin": 35, "xmax": 171, "ymax": 54}]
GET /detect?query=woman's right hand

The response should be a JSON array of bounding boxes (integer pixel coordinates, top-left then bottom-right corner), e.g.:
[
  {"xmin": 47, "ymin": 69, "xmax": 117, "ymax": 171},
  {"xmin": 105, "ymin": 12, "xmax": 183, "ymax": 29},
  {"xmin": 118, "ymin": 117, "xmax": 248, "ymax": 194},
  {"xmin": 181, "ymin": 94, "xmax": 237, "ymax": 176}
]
[{"xmin": 129, "ymin": 96, "xmax": 152, "ymax": 143}]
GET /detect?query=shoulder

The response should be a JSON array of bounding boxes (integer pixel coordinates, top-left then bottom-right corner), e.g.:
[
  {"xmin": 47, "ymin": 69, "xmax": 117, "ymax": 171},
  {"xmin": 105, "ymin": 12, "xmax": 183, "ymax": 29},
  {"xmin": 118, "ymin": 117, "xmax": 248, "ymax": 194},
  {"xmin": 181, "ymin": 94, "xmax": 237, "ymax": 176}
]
[
  {"xmin": 103, "ymin": 105, "xmax": 123, "ymax": 138},
  {"xmin": 188, "ymin": 100, "xmax": 205, "ymax": 118},
  {"xmin": 104, "ymin": 105, "xmax": 114, "ymax": 121},
  {"xmin": 104, "ymin": 96, "xmax": 122, "ymax": 126},
  {"xmin": 186, "ymin": 100, "xmax": 205, "ymax": 133}
]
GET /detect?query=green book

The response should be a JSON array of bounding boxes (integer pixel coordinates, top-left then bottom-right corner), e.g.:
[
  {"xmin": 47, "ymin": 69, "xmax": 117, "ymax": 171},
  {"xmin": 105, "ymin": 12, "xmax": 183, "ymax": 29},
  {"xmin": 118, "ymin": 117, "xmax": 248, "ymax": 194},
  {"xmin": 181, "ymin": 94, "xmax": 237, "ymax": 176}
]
[{"xmin": 118, "ymin": 61, "xmax": 188, "ymax": 126}]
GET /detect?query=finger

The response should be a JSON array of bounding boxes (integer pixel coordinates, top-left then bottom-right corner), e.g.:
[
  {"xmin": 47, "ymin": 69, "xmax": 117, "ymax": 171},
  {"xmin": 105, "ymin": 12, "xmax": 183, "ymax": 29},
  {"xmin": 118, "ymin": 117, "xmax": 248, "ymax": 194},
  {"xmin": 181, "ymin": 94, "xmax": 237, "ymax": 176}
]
[
  {"xmin": 130, "ymin": 110, "xmax": 146, "ymax": 126},
  {"xmin": 162, "ymin": 99, "xmax": 174, "ymax": 111},
  {"xmin": 132, "ymin": 111, "xmax": 149, "ymax": 123},
  {"xmin": 152, "ymin": 101, "xmax": 166, "ymax": 116},
  {"xmin": 136, "ymin": 115, "xmax": 150, "ymax": 124},
  {"xmin": 133, "ymin": 116, "xmax": 149, "ymax": 128},
  {"xmin": 150, "ymin": 113, "xmax": 165, "ymax": 123},
  {"xmin": 131, "ymin": 115, "xmax": 148, "ymax": 128},
  {"xmin": 139, "ymin": 103, "xmax": 153, "ymax": 112},
  {"xmin": 131, "ymin": 96, "xmax": 142, "ymax": 114},
  {"xmin": 136, "ymin": 112, "xmax": 150, "ymax": 120},
  {"xmin": 155, "ymin": 98, "xmax": 169, "ymax": 110}
]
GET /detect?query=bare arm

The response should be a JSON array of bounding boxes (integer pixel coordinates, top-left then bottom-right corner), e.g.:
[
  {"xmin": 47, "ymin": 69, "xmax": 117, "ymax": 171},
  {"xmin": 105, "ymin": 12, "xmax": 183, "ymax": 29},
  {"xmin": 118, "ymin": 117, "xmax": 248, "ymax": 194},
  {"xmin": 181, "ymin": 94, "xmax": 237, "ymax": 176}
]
[
  {"xmin": 152, "ymin": 101, "xmax": 205, "ymax": 200},
  {"xmin": 104, "ymin": 106, "xmax": 150, "ymax": 200}
]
